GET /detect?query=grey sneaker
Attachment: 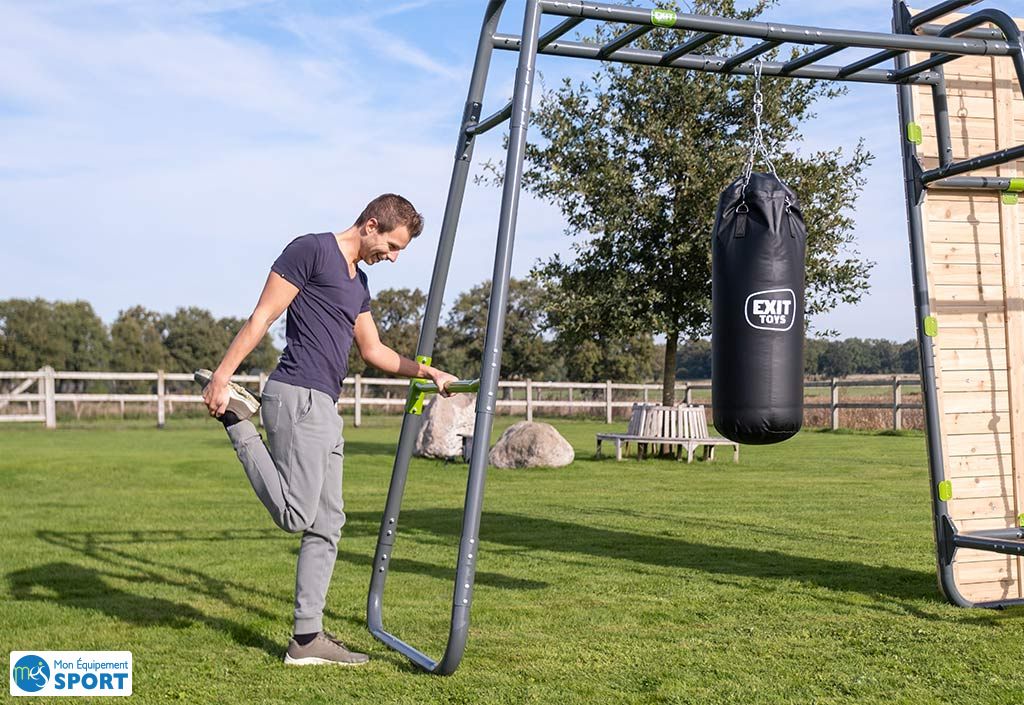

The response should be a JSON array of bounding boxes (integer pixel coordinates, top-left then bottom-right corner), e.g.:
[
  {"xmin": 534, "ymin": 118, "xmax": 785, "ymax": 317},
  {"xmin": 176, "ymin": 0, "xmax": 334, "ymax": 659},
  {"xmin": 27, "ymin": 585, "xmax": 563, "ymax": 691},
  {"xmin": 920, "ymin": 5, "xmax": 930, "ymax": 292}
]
[
  {"xmin": 283, "ymin": 632, "xmax": 370, "ymax": 666},
  {"xmin": 193, "ymin": 368, "xmax": 260, "ymax": 421}
]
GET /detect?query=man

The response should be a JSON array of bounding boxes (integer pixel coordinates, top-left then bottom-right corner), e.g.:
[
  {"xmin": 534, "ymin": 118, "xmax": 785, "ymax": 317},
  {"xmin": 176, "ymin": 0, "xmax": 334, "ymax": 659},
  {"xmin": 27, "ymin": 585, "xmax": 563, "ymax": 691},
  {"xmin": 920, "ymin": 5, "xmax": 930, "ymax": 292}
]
[{"xmin": 196, "ymin": 193, "xmax": 458, "ymax": 666}]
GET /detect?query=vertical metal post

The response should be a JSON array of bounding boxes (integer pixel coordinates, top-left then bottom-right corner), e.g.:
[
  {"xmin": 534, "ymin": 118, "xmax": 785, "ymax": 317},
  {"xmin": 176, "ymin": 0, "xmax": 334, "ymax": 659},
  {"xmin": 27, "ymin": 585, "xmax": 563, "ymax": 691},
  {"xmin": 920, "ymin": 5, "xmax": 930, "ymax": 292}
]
[
  {"xmin": 367, "ymin": 0, "xmax": 544, "ymax": 675},
  {"xmin": 892, "ymin": 0, "xmax": 970, "ymax": 606},
  {"xmin": 157, "ymin": 369, "xmax": 166, "ymax": 429}
]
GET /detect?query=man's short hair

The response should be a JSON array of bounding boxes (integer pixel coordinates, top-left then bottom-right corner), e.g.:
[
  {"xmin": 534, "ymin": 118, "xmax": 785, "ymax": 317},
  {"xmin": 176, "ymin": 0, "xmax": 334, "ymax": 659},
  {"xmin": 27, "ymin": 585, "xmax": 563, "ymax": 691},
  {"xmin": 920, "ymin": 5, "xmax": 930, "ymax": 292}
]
[{"xmin": 355, "ymin": 194, "xmax": 424, "ymax": 238}]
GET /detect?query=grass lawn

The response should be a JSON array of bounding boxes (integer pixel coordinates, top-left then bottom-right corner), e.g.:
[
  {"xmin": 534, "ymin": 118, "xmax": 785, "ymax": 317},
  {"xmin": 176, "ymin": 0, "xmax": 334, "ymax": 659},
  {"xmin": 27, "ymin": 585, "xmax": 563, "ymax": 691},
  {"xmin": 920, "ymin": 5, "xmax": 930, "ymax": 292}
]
[{"xmin": 1, "ymin": 416, "xmax": 1022, "ymax": 704}]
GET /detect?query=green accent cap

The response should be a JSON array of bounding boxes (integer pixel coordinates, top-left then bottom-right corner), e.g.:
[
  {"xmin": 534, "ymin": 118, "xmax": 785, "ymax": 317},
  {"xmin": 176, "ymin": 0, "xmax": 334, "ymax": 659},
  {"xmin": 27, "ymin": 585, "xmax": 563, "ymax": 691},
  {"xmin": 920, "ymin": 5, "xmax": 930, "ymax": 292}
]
[
  {"xmin": 1008, "ymin": 178, "xmax": 1024, "ymax": 193},
  {"xmin": 405, "ymin": 355, "xmax": 433, "ymax": 416},
  {"xmin": 923, "ymin": 316, "xmax": 938, "ymax": 337},
  {"xmin": 1003, "ymin": 192, "xmax": 1020, "ymax": 206},
  {"xmin": 938, "ymin": 480, "xmax": 953, "ymax": 502},
  {"xmin": 1019, "ymin": 514, "xmax": 1024, "ymax": 528},
  {"xmin": 651, "ymin": 8, "xmax": 677, "ymax": 27},
  {"xmin": 906, "ymin": 122, "xmax": 923, "ymax": 145}
]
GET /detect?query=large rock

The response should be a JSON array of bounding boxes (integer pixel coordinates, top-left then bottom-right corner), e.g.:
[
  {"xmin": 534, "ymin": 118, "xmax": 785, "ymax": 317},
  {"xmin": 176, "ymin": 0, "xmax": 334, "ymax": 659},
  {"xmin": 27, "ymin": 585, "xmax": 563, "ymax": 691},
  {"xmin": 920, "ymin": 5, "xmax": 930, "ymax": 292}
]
[
  {"xmin": 414, "ymin": 393, "xmax": 477, "ymax": 459},
  {"xmin": 487, "ymin": 421, "xmax": 575, "ymax": 469}
]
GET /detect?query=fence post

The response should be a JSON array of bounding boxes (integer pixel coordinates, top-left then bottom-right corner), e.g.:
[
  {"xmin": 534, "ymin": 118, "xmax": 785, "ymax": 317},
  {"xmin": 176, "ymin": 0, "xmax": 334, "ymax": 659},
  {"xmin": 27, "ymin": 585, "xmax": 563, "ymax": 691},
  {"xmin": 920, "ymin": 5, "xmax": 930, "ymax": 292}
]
[
  {"xmin": 643, "ymin": 386, "xmax": 648, "ymax": 404},
  {"xmin": 526, "ymin": 378, "xmax": 533, "ymax": 422},
  {"xmin": 354, "ymin": 375, "xmax": 362, "ymax": 428},
  {"xmin": 605, "ymin": 380, "xmax": 613, "ymax": 423},
  {"xmin": 893, "ymin": 376, "xmax": 902, "ymax": 431},
  {"xmin": 258, "ymin": 372, "xmax": 268, "ymax": 428},
  {"xmin": 830, "ymin": 377, "xmax": 839, "ymax": 431},
  {"xmin": 157, "ymin": 369, "xmax": 166, "ymax": 429},
  {"xmin": 684, "ymin": 382, "xmax": 692, "ymax": 406},
  {"xmin": 44, "ymin": 366, "xmax": 57, "ymax": 429}
]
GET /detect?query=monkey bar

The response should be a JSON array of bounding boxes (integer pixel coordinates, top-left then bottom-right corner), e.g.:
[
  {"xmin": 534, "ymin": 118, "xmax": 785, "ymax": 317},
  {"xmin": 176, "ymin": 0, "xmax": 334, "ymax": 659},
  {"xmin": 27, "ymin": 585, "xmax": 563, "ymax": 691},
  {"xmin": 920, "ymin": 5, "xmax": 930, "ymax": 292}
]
[{"xmin": 368, "ymin": 0, "xmax": 1024, "ymax": 674}]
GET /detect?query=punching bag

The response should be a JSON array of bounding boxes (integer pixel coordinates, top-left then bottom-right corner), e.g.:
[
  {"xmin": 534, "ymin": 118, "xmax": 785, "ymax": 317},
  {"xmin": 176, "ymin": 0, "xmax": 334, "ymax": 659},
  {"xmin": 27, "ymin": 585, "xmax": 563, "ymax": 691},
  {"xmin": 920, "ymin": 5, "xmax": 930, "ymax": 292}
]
[{"xmin": 711, "ymin": 172, "xmax": 806, "ymax": 445}]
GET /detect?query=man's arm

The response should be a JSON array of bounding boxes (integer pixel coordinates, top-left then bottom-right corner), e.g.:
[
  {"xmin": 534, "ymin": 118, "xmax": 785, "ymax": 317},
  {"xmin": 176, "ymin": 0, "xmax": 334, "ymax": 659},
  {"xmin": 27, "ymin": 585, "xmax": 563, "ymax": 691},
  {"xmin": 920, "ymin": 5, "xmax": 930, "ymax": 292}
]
[
  {"xmin": 203, "ymin": 271, "xmax": 298, "ymax": 416},
  {"xmin": 353, "ymin": 311, "xmax": 459, "ymax": 395}
]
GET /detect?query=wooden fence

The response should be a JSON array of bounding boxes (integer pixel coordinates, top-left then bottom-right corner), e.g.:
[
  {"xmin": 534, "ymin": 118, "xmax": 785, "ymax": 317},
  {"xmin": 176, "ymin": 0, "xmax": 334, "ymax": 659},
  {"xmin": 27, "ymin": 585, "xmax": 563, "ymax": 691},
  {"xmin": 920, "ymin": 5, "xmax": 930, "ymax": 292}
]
[{"xmin": 0, "ymin": 369, "xmax": 924, "ymax": 431}]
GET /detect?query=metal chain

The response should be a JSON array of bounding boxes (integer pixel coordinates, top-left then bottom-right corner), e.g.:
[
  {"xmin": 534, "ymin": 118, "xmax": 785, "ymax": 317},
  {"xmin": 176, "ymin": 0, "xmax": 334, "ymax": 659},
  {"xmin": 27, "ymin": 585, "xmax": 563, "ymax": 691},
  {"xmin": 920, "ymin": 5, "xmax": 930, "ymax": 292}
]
[{"xmin": 741, "ymin": 59, "xmax": 786, "ymax": 212}]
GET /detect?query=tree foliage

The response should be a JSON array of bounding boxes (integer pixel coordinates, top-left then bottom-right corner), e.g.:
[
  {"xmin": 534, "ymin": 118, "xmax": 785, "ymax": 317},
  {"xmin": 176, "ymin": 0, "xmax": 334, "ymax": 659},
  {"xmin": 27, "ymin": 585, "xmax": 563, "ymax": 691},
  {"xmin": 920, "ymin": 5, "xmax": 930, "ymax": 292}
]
[
  {"xmin": 349, "ymin": 288, "xmax": 427, "ymax": 376},
  {"xmin": 501, "ymin": 0, "xmax": 873, "ymax": 402}
]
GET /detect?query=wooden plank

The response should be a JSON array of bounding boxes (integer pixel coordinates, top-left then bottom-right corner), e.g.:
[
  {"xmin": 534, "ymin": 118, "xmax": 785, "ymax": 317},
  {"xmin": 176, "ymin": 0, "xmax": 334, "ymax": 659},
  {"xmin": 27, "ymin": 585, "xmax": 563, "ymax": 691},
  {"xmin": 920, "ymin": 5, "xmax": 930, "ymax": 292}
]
[
  {"xmin": 947, "ymin": 495, "xmax": 1016, "ymax": 520},
  {"xmin": 929, "ymin": 263, "xmax": 1005, "ymax": 286},
  {"xmin": 944, "ymin": 411, "xmax": 1010, "ymax": 435},
  {"xmin": 934, "ymin": 308, "xmax": 1005, "ymax": 327},
  {"xmin": 939, "ymin": 370, "xmax": 1009, "ymax": 393},
  {"xmin": 938, "ymin": 348, "xmax": 1007, "ymax": 369},
  {"xmin": 950, "ymin": 474, "xmax": 1017, "ymax": 500},
  {"xmin": 959, "ymin": 580, "xmax": 1019, "ymax": 603},
  {"xmin": 945, "ymin": 433, "xmax": 1013, "ymax": 458},
  {"xmin": 945, "ymin": 454, "xmax": 1013, "ymax": 479},
  {"xmin": 953, "ymin": 558, "xmax": 1018, "ymax": 585},
  {"xmin": 931, "ymin": 284, "xmax": 1008, "ymax": 304},
  {"xmin": 940, "ymin": 391, "xmax": 1010, "ymax": 414},
  {"xmin": 924, "ymin": 221, "xmax": 1003, "ymax": 245},
  {"xmin": 927, "ymin": 242, "xmax": 1001, "ymax": 263},
  {"xmin": 958, "ymin": 516, "xmax": 1017, "ymax": 532},
  {"xmin": 926, "ymin": 200, "xmax": 1004, "ymax": 225}
]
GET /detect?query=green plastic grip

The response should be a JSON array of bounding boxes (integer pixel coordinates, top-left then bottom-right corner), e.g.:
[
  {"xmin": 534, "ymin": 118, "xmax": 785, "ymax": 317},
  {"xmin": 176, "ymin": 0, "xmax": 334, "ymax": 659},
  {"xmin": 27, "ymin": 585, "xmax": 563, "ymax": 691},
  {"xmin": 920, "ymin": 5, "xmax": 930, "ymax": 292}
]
[
  {"xmin": 938, "ymin": 481, "xmax": 953, "ymax": 502},
  {"xmin": 405, "ymin": 354, "xmax": 479, "ymax": 415},
  {"xmin": 923, "ymin": 316, "xmax": 938, "ymax": 337},
  {"xmin": 1008, "ymin": 178, "xmax": 1024, "ymax": 193},
  {"xmin": 906, "ymin": 122, "xmax": 923, "ymax": 145}
]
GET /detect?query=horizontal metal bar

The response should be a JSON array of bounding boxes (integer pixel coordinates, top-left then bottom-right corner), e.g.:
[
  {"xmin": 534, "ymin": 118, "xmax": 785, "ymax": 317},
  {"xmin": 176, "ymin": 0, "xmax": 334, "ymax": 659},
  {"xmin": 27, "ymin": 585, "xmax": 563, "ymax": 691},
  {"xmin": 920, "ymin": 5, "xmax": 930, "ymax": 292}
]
[
  {"xmin": 892, "ymin": 51, "xmax": 960, "ymax": 81},
  {"xmin": 917, "ymin": 23, "xmax": 1004, "ymax": 40},
  {"xmin": 368, "ymin": 627, "xmax": 438, "ymax": 672},
  {"xmin": 467, "ymin": 101, "xmax": 513, "ymax": 136},
  {"xmin": 411, "ymin": 378, "xmax": 481, "ymax": 395},
  {"xmin": 953, "ymin": 532, "xmax": 1024, "ymax": 558},
  {"xmin": 928, "ymin": 176, "xmax": 1023, "ymax": 191},
  {"xmin": 965, "ymin": 528, "xmax": 1024, "ymax": 540},
  {"xmin": 660, "ymin": 32, "xmax": 718, "ymax": 64},
  {"xmin": 908, "ymin": 0, "xmax": 982, "ymax": 28},
  {"xmin": 921, "ymin": 144, "xmax": 1024, "ymax": 183},
  {"xmin": 781, "ymin": 45, "xmax": 844, "ymax": 74},
  {"xmin": 493, "ymin": 34, "xmax": 940, "ymax": 85},
  {"xmin": 597, "ymin": 24, "xmax": 654, "ymax": 58},
  {"xmin": 838, "ymin": 49, "xmax": 902, "ymax": 78},
  {"xmin": 540, "ymin": 0, "xmax": 1016, "ymax": 56},
  {"xmin": 722, "ymin": 40, "xmax": 781, "ymax": 71},
  {"xmin": 538, "ymin": 16, "xmax": 585, "ymax": 50}
]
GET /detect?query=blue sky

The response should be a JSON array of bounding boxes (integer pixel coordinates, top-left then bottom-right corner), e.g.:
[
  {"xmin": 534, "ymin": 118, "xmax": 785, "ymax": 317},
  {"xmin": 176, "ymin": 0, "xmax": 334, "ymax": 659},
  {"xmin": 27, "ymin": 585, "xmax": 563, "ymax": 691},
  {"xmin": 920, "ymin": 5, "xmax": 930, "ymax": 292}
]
[{"xmin": 0, "ymin": 0, "xmax": 1010, "ymax": 343}]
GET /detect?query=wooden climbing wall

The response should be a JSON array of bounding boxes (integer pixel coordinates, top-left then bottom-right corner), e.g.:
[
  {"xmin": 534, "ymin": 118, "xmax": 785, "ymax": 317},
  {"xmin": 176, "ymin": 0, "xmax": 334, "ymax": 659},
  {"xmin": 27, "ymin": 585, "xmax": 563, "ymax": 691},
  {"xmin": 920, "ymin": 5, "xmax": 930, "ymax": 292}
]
[{"xmin": 912, "ymin": 12, "xmax": 1024, "ymax": 603}]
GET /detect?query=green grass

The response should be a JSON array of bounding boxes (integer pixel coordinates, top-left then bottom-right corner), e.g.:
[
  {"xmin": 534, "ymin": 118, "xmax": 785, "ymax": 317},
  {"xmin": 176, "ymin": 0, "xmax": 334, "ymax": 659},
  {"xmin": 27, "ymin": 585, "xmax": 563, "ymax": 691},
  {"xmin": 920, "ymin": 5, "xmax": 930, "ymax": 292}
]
[{"xmin": 2, "ymin": 417, "xmax": 1022, "ymax": 704}]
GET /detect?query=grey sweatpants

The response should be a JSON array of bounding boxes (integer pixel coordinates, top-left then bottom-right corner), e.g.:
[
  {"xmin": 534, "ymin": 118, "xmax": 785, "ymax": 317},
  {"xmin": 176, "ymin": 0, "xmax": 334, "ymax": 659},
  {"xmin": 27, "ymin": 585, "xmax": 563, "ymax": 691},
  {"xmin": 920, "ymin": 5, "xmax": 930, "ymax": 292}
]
[{"xmin": 225, "ymin": 379, "xmax": 345, "ymax": 635}]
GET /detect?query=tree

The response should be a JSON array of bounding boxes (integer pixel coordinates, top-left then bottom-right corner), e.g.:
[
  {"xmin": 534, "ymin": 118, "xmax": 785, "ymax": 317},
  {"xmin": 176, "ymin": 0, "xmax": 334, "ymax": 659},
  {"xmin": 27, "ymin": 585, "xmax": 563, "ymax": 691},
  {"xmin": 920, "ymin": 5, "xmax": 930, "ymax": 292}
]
[
  {"xmin": 557, "ymin": 331, "xmax": 660, "ymax": 383},
  {"xmin": 500, "ymin": 0, "xmax": 872, "ymax": 404},
  {"xmin": 162, "ymin": 307, "xmax": 278, "ymax": 374},
  {"xmin": 440, "ymin": 279, "xmax": 550, "ymax": 380},
  {"xmin": 349, "ymin": 288, "xmax": 427, "ymax": 376},
  {"xmin": 109, "ymin": 306, "xmax": 171, "ymax": 372},
  {"xmin": 0, "ymin": 298, "xmax": 109, "ymax": 373}
]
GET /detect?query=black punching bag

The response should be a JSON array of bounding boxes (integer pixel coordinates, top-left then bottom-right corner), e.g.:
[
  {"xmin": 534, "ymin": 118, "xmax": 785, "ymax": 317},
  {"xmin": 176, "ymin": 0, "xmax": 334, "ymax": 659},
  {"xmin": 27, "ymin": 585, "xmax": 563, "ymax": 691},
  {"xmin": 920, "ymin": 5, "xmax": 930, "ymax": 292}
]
[{"xmin": 711, "ymin": 172, "xmax": 806, "ymax": 445}]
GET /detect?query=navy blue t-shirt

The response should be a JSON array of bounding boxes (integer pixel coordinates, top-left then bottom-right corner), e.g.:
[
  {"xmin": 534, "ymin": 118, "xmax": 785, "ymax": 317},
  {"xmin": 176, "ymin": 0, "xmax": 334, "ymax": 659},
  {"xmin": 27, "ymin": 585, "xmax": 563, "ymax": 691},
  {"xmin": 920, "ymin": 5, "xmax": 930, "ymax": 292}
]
[{"xmin": 268, "ymin": 232, "xmax": 371, "ymax": 402}]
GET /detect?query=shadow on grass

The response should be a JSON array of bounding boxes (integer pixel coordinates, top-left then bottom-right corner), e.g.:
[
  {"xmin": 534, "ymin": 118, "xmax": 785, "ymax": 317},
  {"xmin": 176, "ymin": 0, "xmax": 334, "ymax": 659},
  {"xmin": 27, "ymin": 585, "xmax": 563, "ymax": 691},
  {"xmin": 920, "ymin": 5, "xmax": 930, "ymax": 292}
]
[
  {"xmin": 345, "ymin": 509, "xmax": 941, "ymax": 606},
  {"xmin": 8, "ymin": 562, "xmax": 284, "ymax": 660}
]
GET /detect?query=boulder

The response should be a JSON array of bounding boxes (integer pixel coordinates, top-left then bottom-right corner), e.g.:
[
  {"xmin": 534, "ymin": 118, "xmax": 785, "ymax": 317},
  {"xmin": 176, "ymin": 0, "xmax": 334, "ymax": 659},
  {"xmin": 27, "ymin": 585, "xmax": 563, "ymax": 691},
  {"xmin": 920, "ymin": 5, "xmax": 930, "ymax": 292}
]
[
  {"xmin": 414, "ymin": 393, "xmax": 477, "ymax": 459},
  {"xmin": 487, "ymin": 421, "xmax": 575, "ymax": 469}
]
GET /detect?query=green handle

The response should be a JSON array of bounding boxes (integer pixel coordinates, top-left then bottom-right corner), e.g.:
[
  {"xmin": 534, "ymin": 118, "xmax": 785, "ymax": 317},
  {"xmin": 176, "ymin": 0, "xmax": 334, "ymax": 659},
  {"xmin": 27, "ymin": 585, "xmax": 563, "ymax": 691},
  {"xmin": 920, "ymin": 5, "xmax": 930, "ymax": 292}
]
[
  {"xmin": 406, "ymin": 377, "xmax": 480, "ymax": 415},
  {"xmin": 411, "ymin": 379, "xmax": 481, "ymax": 395}
]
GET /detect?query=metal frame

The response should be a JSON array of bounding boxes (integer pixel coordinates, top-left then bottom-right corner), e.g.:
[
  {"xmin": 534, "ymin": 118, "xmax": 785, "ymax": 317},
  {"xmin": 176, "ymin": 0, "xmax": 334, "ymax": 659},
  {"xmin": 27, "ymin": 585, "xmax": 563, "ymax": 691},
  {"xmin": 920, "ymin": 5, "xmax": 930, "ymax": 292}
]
[{"xmin": 368, "ymin": 0, "xmax": 1024, "ymax": 674}]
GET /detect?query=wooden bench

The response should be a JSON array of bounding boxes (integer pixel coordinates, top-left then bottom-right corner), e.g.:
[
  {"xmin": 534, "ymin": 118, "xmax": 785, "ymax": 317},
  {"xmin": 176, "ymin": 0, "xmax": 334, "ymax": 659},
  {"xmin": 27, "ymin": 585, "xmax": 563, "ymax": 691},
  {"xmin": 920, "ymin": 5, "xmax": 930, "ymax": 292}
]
[{"xmin": 595, "ymin": 404, "xmax": 739, "ymax": 463}]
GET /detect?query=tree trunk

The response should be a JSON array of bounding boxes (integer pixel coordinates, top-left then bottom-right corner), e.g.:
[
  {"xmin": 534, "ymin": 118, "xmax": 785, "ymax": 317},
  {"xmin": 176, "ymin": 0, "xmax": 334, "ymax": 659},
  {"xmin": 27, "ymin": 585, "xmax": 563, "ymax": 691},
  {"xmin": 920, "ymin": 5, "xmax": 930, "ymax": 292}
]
[{"xmin": 662, "ymin": 331, "xmax": 678, "ymax": 406}]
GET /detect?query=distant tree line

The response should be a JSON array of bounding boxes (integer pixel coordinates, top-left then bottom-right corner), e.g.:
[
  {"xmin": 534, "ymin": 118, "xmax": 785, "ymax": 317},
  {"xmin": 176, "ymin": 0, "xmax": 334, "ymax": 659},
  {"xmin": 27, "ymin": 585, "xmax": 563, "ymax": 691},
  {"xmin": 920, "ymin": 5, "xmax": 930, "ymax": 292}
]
[{"xmin": 1, "ymin": 289, "xmax": 919, "ymax": 387}]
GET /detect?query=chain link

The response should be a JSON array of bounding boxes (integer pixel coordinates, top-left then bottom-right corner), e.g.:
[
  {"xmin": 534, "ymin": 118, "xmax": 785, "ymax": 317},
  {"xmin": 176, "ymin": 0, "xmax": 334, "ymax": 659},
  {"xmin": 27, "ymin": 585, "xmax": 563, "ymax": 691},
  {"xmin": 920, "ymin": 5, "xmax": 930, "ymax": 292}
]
[{"xmin": 740, "ymin": 60, "xmax": 790, "ymax": 211}]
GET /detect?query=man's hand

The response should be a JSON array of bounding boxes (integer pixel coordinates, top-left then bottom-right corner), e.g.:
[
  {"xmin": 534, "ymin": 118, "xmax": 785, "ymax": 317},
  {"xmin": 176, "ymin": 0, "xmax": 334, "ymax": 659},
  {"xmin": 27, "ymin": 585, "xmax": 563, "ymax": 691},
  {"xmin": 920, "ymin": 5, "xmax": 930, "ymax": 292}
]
[
  {"xmin": 202, "ymin": 375, "xmax": 232, "ymax": 417},
  {"xmin": 425, "ymin": 367, "xmax": 460, "ymax": 397}
]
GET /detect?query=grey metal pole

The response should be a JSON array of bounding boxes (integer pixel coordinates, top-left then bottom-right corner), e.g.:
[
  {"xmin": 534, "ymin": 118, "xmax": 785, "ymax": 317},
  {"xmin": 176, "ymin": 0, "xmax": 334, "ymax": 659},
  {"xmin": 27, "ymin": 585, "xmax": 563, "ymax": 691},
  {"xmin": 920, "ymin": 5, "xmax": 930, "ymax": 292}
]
[
  {"xmin": 435, "ymin": 0, "xmax": 545, "ymax": 675},
  {"xmin": 892, "ymin": 0, "xmax": 971, "ymax": 608},
  {"xmin": 366, "ymin": 0, "xmax": 509, "ymax": 674}
]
